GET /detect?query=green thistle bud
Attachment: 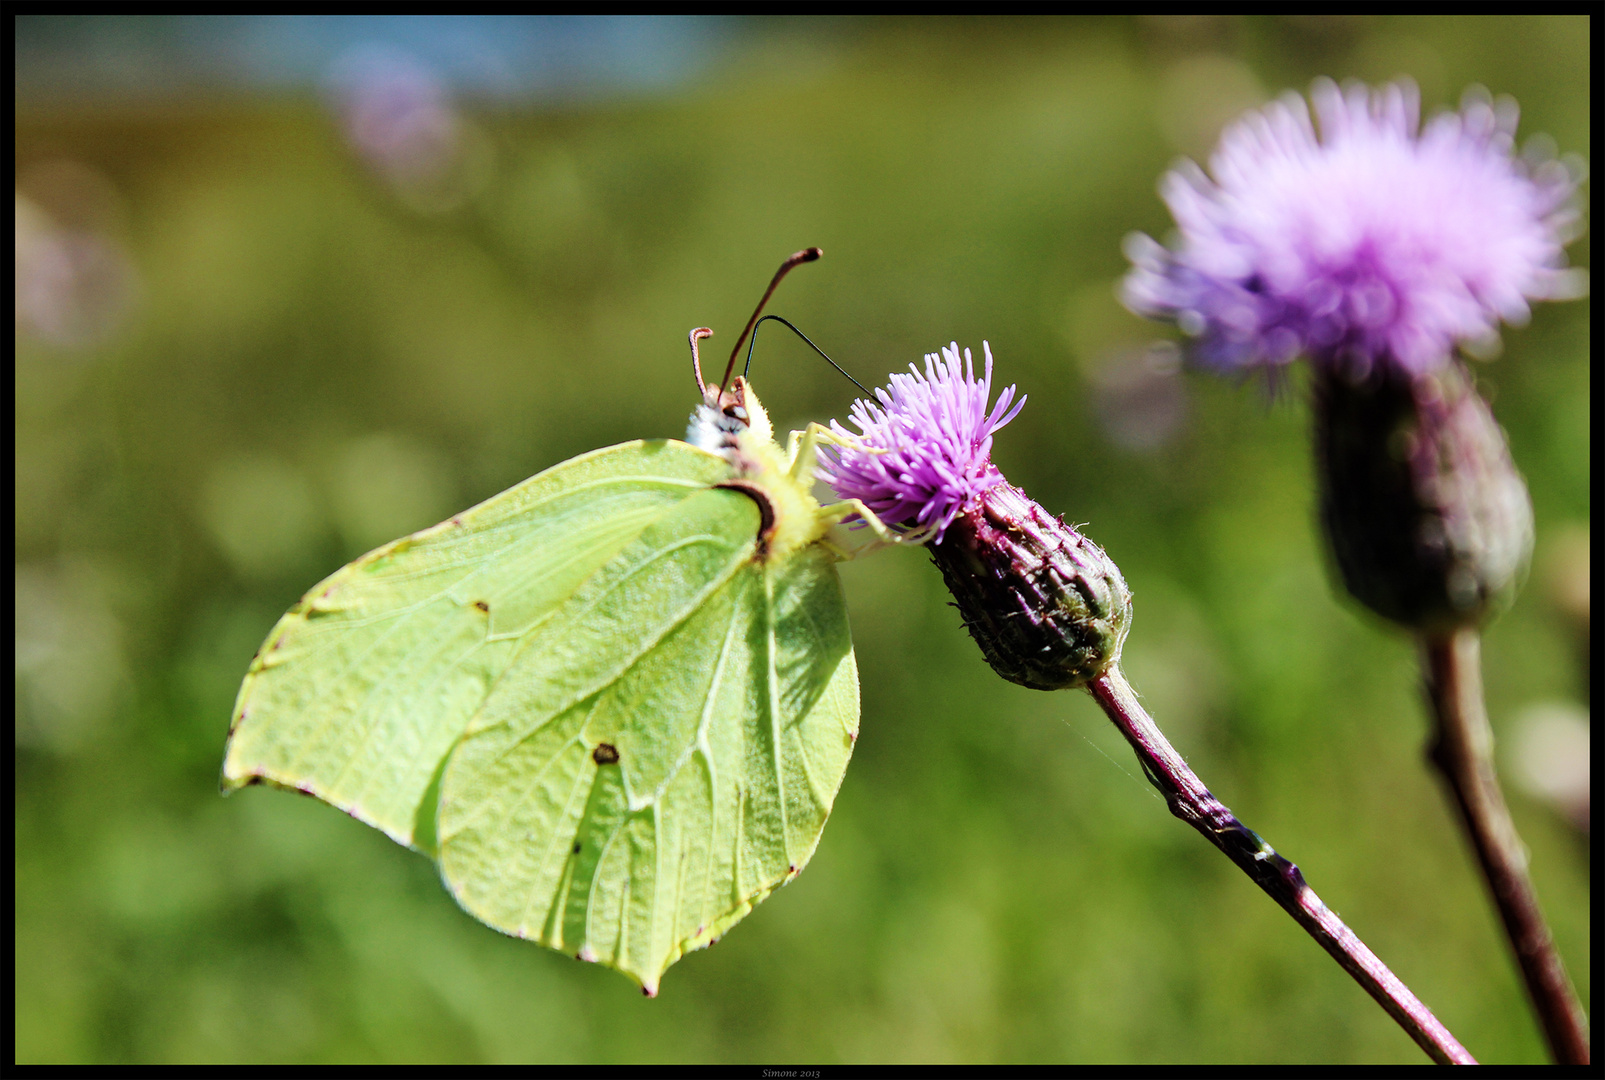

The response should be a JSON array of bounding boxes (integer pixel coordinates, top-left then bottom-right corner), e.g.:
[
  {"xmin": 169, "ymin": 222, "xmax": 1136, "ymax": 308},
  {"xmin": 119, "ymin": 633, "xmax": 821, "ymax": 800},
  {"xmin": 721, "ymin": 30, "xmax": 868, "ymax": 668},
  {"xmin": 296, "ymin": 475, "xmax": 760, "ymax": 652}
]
[
  {"xmin": 1314, "ymin": 359, "xmax": 1533, "ymax": 632},
  {"xmin": 929, "ymin": 483, "xmax": 1132, "ymax": 691}
]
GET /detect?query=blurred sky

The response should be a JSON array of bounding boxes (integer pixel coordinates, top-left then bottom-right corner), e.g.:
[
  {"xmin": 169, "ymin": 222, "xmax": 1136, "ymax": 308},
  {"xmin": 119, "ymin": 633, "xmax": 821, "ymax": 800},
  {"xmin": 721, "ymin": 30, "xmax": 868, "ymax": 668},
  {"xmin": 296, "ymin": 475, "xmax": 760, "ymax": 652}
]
[{"xmin": 15, "ymin": 15, "xmax": 725, "ymax": 102}]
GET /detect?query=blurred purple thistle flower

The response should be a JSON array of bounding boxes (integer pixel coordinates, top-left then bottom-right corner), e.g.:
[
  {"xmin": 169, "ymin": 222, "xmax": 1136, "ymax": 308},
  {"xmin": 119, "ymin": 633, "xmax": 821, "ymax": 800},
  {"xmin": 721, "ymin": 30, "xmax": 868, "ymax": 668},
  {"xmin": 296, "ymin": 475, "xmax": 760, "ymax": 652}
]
[
  {"xmin": 328, "ymin": 44, "xmax": 472, "ymax": 209},
  {"xmin": 1123, "ymin": 79, "xmax": 1585, "ymax": 378},
  {"xmin": 818, "ymin": 341, "xmax": 1024, "ymax": 542}
]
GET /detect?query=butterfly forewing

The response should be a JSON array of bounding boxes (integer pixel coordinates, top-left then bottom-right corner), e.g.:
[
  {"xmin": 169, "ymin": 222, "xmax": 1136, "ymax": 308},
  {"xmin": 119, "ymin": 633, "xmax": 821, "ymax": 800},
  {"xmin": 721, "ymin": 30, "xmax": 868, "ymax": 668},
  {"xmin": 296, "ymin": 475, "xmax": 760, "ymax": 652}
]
[{"xmin": 221, "ymin": 441, "xmax": 729, "ymax": 849}]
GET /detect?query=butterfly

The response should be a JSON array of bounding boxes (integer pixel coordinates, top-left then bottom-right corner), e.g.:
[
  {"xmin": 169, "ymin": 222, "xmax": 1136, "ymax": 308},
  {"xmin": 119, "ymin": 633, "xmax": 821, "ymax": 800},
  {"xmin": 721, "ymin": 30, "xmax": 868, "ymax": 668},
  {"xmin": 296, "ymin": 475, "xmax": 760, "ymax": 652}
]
[{"xmin": 221, "ymin": 249, "xmax": 895, "ymax": 995}]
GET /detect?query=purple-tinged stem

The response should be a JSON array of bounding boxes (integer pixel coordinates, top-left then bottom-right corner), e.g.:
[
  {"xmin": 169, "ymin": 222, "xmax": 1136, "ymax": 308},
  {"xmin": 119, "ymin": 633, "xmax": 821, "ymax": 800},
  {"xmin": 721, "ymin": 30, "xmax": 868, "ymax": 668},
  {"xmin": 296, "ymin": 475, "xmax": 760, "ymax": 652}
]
[
  {"xmin": 1421, "ymin": 629, "xmax": 1589, "ymax": 1065},
  {"xmin": 1088, "ymin": 666, "xmax": 1476, "ymax": 1065}
]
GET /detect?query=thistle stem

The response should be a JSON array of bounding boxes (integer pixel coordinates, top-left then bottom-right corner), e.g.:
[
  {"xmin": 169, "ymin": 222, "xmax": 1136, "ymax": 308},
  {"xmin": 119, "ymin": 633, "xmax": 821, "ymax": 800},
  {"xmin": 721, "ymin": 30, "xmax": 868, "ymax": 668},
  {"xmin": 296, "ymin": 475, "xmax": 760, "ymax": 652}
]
[
  {"xmin": 1088, "ymin": 666, "xmax": 1476, "ymax": 1065},
  {"xmin": 1421, "ymin": 629, "xmax": 1590, "ymax": 1065}
]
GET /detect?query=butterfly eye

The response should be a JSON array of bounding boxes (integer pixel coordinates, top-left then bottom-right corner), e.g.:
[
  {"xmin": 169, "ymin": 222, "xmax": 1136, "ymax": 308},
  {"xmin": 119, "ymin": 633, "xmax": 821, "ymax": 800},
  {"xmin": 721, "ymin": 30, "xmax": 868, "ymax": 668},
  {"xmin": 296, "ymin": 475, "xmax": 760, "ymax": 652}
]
[{"xmin": 727, "ymin": 405, "xmax": 749, "ymax": 424}]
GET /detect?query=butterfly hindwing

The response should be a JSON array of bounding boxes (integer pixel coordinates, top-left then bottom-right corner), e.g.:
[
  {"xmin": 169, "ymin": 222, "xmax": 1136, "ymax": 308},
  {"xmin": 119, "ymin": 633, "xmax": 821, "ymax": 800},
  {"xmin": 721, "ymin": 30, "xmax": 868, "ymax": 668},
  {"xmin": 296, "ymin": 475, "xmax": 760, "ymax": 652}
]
[{"xmin": 437, "ymin": 488, "xmax": 859, "ymax": 993}]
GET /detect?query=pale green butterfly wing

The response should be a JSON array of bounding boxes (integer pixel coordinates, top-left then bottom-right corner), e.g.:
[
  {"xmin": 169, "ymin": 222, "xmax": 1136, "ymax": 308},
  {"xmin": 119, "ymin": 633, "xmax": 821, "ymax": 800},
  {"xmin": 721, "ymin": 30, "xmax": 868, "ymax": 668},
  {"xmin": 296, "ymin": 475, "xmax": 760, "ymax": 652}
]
[
  {"xmin": 438, "ymin": 488, "xmax": 857, "ymax": 992},
  {"xmin": 222, "ymin": 440, "xmax": 729, "ymax": 850},
  {"xmin": 221, "ymin": 437, "xmax": 859, "ymax": 994}
]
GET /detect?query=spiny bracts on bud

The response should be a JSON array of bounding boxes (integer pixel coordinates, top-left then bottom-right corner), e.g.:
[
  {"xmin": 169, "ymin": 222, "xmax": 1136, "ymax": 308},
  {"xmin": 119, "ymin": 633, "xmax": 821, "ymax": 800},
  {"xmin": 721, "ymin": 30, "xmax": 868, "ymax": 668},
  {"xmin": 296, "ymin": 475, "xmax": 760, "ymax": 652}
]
[
  {"xmin": 1315, "ymin": 359, "xmax": 1532, "ymax": 632},
  {"xmin": 930, "ymin": 484, "xmax": 1132, "ymax": 691}
]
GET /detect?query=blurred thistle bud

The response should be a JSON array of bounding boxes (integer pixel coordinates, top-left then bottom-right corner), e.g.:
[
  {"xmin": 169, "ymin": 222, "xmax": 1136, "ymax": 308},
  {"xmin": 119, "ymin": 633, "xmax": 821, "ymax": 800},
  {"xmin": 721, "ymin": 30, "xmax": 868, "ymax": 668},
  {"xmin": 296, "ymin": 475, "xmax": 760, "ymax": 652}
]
[
  {"xmin": 1315, "ymin": 360, "xmax": 1532, "ymax": 632},
  {"xmin": 820, "ymin": 342, "xmax": 1131, "ymax": 689}
]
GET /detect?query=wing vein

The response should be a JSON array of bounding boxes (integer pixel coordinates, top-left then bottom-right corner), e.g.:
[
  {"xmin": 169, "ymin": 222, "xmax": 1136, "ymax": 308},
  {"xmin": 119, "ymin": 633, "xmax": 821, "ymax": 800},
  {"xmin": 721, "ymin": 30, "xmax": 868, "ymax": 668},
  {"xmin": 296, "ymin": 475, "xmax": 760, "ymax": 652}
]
[{"xmin": 765, "ymin": 568, "xmax": 793, "ymax": 873}]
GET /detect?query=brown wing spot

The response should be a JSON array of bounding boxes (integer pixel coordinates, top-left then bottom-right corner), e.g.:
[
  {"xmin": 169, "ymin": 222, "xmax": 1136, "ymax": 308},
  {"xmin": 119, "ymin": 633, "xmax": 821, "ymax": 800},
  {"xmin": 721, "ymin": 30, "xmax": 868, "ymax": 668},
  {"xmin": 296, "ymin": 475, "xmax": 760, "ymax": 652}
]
[
  {"xmin": 592, "ymin": 743, "xmax": 620, "ymax": 766},
  {"xmin": 642, "ymin": 986, "xmax": 657, "ymax": 998},
  {"xmin": 451, "ymin": 516, "xmax": 464, "ymax": 526},
  {"xmin": 472, "ymin": 600, "xmax": 490, "ymax": 613}
]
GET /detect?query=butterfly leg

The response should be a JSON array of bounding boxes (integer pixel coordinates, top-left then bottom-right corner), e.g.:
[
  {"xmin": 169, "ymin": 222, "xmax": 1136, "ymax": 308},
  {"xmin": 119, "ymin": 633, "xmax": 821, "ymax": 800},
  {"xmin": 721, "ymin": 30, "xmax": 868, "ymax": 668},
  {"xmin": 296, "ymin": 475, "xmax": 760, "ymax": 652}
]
[
  {"xmin": 814, "ymin": 498, "xmax": 932, "ymax": 560},
  {"xmin": 786, "ymin": 421, "xmax": 903, "ymax": 485},
  {"xmin": 783, "ymin": 421, "xmax": 844, "ymax": 484},
  {"xmin": 786, "ymin": 423, "xmax": 932, "ymax": 558}
]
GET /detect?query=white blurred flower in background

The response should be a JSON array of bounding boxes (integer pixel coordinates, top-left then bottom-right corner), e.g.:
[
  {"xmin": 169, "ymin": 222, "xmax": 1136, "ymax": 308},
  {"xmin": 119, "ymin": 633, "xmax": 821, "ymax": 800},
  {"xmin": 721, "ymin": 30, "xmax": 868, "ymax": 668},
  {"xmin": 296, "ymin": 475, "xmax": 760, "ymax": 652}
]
[
  {"xmin": 15, "ymin": 561, "xmax": 131, "ymax": 754},
  {"xmin": 15, "ymin": 160, "xmax": 137, "ymax": 349},
  {"xmin": 1509, "ymin": 702, "xmax": 1590, "ymax": 832}
]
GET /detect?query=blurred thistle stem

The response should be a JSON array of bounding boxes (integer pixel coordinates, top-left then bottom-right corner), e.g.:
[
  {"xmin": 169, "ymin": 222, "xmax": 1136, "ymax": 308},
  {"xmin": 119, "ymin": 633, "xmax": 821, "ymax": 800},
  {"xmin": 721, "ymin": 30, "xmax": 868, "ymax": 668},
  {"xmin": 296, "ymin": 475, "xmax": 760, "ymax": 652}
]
[
  {"xmin": 1119, "ymin": 74, "xmax": 1590, "ymax": 1063},
  {"xmin": 1422, "ymin": 629, "xmax": 1591, "ymax": 1064},
  {"xmin": 1088, "ymin": 666, "xmax": 1476, "ymax": 1065},
  {"xmin": 1312, "ymin": 360, "xmax": 1589, "ymax": 1064}
]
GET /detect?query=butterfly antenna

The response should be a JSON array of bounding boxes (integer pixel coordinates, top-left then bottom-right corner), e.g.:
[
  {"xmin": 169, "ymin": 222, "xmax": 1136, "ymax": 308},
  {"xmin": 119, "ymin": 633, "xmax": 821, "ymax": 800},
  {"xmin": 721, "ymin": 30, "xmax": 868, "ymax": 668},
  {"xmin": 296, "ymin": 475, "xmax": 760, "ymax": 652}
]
[
  {"xmin": 745, "ymin": 314, "xmax": 871, "ymax": 397},
  {"xmin": 689, "ymin": 327, "xmax": 715, "ymax": 398},
  {"xmin": 720, "ymin": 247, "xmax": 822, "ymax": 392}
]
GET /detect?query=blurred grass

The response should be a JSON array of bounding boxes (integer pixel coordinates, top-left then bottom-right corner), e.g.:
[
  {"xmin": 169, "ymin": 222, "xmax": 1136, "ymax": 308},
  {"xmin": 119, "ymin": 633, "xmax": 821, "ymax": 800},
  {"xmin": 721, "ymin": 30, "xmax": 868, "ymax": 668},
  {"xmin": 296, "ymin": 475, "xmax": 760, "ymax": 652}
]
[{"xmin": 15, "ymin": 15, "xmax": 1589, "ymax": 1064}]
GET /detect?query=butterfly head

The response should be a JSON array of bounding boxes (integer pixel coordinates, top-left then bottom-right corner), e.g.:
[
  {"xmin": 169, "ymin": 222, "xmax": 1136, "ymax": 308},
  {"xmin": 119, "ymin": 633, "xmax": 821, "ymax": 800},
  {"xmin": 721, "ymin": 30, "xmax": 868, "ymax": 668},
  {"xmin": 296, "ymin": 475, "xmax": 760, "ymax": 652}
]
[
  {"xmin": 684, "ymin": 248, "xmax": 819, "ymax": 455},
  {"xmin": 687, "ymin": 372, "xmax": 774, "ymax": 455}
]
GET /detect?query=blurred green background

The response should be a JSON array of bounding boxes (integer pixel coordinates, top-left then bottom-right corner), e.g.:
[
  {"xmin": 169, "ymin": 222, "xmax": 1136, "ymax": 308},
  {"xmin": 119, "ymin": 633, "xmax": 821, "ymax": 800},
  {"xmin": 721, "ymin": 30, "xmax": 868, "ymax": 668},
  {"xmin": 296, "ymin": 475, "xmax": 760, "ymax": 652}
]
[{"xmin": 15, "ymin": 15, "xmax": 1589, "ymax": 1065}]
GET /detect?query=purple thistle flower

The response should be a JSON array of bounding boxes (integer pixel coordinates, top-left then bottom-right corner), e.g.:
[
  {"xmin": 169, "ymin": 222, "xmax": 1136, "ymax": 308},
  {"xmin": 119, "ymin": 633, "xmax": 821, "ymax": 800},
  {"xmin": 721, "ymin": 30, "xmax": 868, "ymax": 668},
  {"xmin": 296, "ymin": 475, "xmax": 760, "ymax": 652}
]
[
  {"xmin": 818, "ymin": 341, "xmax": 1024, "ymax": 542},
  {"xmin": 1123, "ymin": 79, "xmax": 1585, "ymax": 378},
  {"xmin": 822, "ymin": 343, "xmax": 1130, "ymax": 689}
]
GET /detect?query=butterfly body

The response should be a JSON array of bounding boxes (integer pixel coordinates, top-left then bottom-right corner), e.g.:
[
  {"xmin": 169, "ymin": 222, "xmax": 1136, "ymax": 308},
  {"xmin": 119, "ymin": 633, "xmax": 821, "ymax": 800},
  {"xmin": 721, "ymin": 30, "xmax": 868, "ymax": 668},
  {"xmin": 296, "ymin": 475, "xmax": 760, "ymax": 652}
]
[{"xmin": 222, "ymin": 381, "xmax": 859, "ymax": 995}]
